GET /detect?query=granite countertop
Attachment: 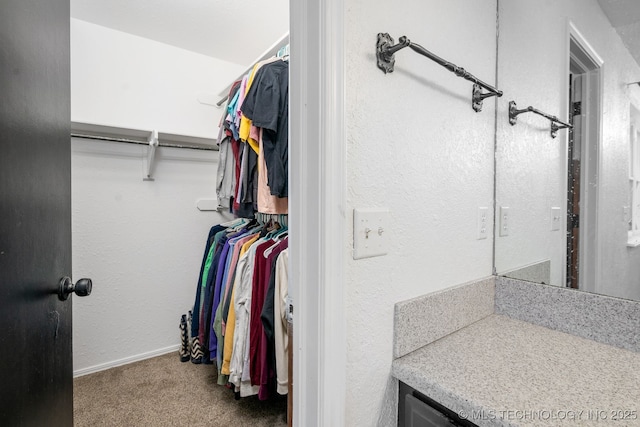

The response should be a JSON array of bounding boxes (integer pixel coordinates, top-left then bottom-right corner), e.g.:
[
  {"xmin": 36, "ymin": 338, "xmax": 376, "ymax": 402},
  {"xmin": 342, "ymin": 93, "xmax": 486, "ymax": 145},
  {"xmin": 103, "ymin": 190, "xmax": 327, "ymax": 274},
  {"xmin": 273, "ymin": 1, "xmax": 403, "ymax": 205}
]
[{"xmin": 392, "ymin": 314, "xmax": 640, "ymax": 427}]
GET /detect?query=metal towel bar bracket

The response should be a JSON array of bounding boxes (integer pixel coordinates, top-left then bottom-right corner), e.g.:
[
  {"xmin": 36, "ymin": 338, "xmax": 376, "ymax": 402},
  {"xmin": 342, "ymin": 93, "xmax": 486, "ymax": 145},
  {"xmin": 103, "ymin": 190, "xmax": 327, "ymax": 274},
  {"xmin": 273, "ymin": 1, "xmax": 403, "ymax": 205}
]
[
  {"xmin": 376, "ymin": 33, "xmax": 502, "ymax": 113},
  {"xmin": 509, "ymin": 101, "xmax": 573, "ymax": 139}
]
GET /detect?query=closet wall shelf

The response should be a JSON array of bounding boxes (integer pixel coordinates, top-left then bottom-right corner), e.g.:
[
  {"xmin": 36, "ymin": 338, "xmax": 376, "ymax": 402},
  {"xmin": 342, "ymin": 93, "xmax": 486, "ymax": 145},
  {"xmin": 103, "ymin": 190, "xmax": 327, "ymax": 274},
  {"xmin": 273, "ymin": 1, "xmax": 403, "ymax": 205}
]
[
  {"xmin": 71, "ymin": 122, "xmax": 217, "ymax": 150},
  {"xmin": 508, "ymin": 101, "xmax": 573, "ymax": 139},
  {"xmin": 376, "ymin": 32, "xmax": 503, "ymax": 113},
  {"xmin": 71, "ymin": 122, "xmax": 218, "ymax": 181}
]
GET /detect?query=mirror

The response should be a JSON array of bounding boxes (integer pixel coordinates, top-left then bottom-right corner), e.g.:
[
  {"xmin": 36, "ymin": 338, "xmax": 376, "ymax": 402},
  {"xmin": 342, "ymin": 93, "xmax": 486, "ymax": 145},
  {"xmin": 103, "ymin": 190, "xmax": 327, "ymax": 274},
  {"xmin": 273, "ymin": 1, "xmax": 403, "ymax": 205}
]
[{"xmin": 494, "ymin": 0, "xmax": 640, "ymax": 301}]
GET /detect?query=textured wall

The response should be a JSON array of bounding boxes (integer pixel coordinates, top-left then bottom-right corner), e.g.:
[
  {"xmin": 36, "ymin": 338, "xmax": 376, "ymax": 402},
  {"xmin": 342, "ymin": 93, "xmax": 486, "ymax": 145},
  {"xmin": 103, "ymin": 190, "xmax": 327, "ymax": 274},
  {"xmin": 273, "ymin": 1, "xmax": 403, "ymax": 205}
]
[
  {"xmin": 69, "ymin": 19, "xmax": 239, "ymax": 373},
  {"xmin": 71, "ymin": 139, "xmax": 231, "ymax": 374},
  {"xmin": 344, "ymin": 1, "xmax": 497, "ymax": 425},
  {"xmin": 495, "ymin": 0, "xmax": 640, "ymax": 300},
  {"xmin": 71, "ymin": 18, "xmax": 246, "ymax": 138}
]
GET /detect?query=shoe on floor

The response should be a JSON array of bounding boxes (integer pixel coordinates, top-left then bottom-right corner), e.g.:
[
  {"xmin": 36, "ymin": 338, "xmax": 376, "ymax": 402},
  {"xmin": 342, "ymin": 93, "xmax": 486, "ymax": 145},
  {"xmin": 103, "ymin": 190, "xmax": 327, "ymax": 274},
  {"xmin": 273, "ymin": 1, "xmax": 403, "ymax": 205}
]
[
  {"xmin": 179, "ymin": 314, "xmax": 190, "ymax": 363},
  {"xmin": 190, "ymin": 336, "xmax": 203, "ymax": 364}
]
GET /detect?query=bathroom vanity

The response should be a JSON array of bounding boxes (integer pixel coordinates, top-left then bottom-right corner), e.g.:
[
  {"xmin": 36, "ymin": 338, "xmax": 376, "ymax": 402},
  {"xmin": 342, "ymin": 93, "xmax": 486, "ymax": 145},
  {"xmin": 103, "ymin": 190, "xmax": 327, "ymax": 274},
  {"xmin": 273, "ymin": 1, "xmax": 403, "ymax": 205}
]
[{"xmin": 393, "ymin": 277, "xmax": 640, "ymax": 427}]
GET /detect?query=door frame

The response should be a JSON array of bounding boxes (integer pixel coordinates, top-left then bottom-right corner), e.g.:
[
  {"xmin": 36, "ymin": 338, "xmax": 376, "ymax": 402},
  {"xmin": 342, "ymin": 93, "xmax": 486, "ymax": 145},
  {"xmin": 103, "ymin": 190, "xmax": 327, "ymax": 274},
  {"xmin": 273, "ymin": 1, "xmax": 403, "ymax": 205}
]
[
  {"xmin": 290, "ymin": 0, "xmax": 347, "ymax": 425},
  {"xmin": 563, "ymin": 20, "xmax": 604, "ymax": 293}
]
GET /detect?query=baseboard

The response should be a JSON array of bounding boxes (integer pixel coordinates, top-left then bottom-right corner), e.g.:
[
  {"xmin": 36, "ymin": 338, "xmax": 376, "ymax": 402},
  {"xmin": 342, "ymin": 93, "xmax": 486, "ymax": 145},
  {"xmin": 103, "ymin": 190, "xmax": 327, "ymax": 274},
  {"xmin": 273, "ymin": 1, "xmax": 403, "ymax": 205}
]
[{"xmin": 73, "ymin": 344, "xmax": 180, "ymax": 378}]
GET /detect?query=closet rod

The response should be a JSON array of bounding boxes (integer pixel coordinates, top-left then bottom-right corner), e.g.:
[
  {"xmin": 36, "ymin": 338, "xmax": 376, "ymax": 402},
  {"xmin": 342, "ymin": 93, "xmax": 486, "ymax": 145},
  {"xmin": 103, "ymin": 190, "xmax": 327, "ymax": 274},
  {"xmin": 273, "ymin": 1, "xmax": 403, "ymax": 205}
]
[
  {"xmin": 71, "ymin": 133, "xmax": 216, "ymax": 151},
  {"xmin": 216, "ymin": 95, "xmax": 229, "ymax": 107},
  {"xmin": 376, "ymin": 33, "xmax": 502, "ymax": 112},
  {"xmin": 508, "ymin": 101, "xmax": 573, "ymax": 139}
]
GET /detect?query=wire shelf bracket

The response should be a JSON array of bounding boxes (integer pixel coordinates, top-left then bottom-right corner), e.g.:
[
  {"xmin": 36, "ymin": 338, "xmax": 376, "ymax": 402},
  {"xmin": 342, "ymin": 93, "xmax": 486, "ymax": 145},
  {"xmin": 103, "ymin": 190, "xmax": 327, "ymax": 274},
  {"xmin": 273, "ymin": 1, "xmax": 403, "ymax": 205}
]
[{"xmin": 143, "ymin": 129, "xmax": 159, "ymax": 181}]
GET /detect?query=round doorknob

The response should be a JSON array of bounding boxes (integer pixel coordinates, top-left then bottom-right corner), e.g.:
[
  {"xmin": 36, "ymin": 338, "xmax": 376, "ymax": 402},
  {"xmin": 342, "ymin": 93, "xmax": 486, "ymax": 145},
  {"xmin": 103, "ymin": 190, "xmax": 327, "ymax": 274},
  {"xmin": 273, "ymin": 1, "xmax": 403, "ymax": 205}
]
[{"xmin": 58, "ymin": 277, "xmax": 92, "ymax": 301}]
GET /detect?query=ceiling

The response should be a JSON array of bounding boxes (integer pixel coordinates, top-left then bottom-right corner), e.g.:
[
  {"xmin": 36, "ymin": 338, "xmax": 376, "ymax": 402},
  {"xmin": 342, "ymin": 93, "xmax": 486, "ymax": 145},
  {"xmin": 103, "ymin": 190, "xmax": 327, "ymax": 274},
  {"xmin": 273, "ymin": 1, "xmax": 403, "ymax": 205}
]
[
  {"xmin": 70, "ymin": 1, "xmax": 637, "ymax": 70},
  {"xmin": 70, "ymin": 0, "xmax": 289, "ymax": 66},
  {"xmin": 597, "ymin": 0, "xmax": 640, "ymax": 68}
]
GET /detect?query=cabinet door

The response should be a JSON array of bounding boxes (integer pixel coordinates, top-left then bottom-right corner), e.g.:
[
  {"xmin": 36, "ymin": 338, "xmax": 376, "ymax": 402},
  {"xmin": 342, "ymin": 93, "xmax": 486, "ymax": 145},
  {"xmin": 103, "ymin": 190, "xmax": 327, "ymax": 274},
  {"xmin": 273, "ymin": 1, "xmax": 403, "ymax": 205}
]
[{"xmin": 405, "ymin": 394, "xmax": 456, "ymax": 427}]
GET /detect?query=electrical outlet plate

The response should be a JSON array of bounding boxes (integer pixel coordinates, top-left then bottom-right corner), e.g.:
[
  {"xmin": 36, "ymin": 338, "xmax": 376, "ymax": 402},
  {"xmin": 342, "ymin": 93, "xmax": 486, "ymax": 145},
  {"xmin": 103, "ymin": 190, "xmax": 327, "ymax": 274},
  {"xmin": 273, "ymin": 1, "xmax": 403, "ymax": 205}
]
[
  {"xmin": 477, "ymin": 207, "xmax": 489, "ymax": 240},
  {"xmin": 551, "ymin": 207, "xmax": 561, "ymax": 231},
  {"xmin": 499, "ymin": 206, "xmax": 509, "ymax": 237},
  {"xmin": 353, "ymin": 208, "xmax": 389, "ymax": 259}
]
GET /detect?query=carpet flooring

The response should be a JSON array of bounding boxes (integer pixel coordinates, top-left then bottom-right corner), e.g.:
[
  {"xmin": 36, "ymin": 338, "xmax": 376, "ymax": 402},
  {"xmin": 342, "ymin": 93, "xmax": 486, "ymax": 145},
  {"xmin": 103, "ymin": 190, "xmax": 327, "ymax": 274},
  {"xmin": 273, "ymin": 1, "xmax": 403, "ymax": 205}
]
[{"xmin": 73, "ymin": 352, "xmax": 287, "ymax": 427}]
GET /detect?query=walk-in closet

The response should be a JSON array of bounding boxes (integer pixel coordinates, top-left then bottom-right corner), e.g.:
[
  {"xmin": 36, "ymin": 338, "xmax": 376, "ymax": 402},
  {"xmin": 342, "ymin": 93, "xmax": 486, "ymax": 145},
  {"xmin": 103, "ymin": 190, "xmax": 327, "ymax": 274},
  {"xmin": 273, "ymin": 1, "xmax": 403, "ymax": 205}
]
[{"xmin": 69, "ymin": 1, "xmax": 291, "ymax": 425}]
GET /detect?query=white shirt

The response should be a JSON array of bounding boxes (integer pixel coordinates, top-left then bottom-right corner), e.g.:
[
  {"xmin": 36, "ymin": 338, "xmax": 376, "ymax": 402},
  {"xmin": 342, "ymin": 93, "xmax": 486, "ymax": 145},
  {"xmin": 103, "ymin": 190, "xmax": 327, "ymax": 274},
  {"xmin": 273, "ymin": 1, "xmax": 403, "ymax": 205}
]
[
  {"xmin": 228, "ymin": 237, "xmax": 267, "ymax": 397},
  {"xmin": 274, "ymin": 249, "xmax": 289, "ymax": 395}
]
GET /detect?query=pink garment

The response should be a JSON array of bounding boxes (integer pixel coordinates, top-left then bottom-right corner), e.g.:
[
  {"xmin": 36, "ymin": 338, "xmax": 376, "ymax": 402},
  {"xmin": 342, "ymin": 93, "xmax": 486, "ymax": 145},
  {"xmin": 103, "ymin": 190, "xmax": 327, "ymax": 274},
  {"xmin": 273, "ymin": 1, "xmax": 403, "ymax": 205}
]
[{"xmin": 256, "ymin": 128, "xmax": 288, "ymax": 214}]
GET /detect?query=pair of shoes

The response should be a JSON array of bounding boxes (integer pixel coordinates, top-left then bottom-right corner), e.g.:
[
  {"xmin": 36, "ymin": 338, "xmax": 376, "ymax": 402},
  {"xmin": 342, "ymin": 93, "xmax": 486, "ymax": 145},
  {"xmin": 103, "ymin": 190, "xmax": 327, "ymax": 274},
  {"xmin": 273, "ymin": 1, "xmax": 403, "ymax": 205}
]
[{"xmin": 179, "ymin": 314, "xmax": 190, "ymax": 362}]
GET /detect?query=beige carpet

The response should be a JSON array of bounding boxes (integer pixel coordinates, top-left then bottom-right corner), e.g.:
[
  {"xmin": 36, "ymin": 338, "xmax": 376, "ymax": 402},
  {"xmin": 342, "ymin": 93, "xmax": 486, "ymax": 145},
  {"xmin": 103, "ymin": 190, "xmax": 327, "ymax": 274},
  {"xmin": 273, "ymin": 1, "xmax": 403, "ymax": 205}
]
[{"xmin": 74, "ymin": 352, "xmax": 287, "ymax": 427}]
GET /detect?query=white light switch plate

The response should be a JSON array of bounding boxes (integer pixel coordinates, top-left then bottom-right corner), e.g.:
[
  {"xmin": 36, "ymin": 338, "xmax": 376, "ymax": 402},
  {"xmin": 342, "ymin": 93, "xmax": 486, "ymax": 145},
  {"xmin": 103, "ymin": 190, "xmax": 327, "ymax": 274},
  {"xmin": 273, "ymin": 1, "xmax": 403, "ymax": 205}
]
[
  {"xmin": 550, "ymin": 207, "xmax": 561, "ymax": 231},
  {"xmin": 477, "ymin": 207, "xmax": 489, "ymax": 240},
  {"xmin": 353, "ymin": 208, "xmax": 389, "ymax": 259},
  {"xmin": 499, "ymin": 206, "xmax": 509, "ymax": 237}
]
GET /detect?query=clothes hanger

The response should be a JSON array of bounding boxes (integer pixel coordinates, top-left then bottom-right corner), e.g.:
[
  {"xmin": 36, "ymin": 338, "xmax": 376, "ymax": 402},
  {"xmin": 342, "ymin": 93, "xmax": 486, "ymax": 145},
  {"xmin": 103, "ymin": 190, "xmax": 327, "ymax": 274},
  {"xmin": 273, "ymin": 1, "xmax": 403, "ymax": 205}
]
[
  {"xmin": 265, "ymin": 221, "xmax": 283, "ymax": 238},
  {"xmin": 221, "ymin": 218, "xmax": 244, "ymax": 228},
  {"xmin": 270, "ymin": 224, "xmax": 288, "ymax": 239},
  {"xmin": 245, "ymin": 222, "xmax": 265, "ymax": 235},
  {"xmin": 229, "ymin": 218, "xmax": 250, "ymax": 231},
  {"xmin": 264, "ymin": 233, "xmax": 288, "ymax": 257},
  {"xmin": 276, "ymin": 44, "xmax": 290, "ymax": 59}
]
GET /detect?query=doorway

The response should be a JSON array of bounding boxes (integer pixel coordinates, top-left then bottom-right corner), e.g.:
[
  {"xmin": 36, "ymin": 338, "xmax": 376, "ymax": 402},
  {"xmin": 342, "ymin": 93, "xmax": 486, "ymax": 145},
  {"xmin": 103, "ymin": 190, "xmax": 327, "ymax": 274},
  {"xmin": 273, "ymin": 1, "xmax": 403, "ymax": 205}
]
[
  {"xmin": 69, "ymin": 1, "xmax": 292, "ymax": 425},
  {"xmin": 2, "ymin": 0, "xmax": 350, "ymax": 425},
  {"xmin": 565, "ymin": 26, "xmax": 602, "ymax": 292}
]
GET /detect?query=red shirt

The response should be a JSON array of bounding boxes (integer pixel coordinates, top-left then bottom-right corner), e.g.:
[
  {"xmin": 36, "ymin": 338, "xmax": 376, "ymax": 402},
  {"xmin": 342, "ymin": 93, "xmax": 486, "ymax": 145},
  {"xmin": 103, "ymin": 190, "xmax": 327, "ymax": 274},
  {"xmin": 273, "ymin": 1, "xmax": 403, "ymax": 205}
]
[{"xmin": 248, "ymin": 240, "xmax": 272, "ymax": 385}]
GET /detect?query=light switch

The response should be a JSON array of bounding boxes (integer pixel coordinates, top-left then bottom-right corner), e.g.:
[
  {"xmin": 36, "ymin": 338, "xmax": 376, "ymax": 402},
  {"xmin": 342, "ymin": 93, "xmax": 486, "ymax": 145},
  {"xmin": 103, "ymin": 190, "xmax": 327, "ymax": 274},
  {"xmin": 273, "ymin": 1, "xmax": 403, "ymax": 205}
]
[
  {"xmin": 477, "ymin": 207, "xmax": 489, "ymax": 240},
  {"xmin": 353, "ymin": 208, "xmax": 389, "ymax": 259},
  {"xmin": 551, "ymin": 207, "xmax": 562, "ymax": 231},
  {"xmin": 499, "ymin": 206, "xmax": 509, "ymax": 237}
]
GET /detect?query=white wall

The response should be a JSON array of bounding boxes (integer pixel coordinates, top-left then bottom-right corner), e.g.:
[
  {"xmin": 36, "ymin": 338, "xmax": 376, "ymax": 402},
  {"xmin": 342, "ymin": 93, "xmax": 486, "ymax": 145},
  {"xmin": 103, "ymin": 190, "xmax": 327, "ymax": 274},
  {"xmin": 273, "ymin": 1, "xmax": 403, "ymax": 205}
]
[
  {"xmin": 494, "ymin": 0, "xmax": 640, "ymax": 300},
  {"xmin": 71, "ymin": 18, "xmax": 246, "ymax": 138},
  {"xmin": 71, "ymin": 139, "xmax": 232, "ymax": 374},
  {"xmin": 344, "ymin": 1, "xmax": 497, "ymax": 425},
  {"xmin": 70, "ymin": 18, "xmax": 239, "ymax": 374}
]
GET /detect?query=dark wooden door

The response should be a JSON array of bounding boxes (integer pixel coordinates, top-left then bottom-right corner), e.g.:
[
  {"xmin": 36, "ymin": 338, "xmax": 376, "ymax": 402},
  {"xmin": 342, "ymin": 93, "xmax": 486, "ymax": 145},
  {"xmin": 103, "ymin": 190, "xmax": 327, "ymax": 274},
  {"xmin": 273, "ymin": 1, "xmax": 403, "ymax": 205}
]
[{"xmin": 0, "ymin": 0, "xmax": 73, "ymax": 425}]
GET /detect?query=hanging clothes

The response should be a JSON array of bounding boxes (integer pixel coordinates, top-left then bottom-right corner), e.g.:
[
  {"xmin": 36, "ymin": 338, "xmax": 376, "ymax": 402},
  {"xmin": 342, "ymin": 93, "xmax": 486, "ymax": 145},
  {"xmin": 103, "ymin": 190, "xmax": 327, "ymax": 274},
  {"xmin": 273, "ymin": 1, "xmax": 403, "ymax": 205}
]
[
  {"xmin": 196, "ymin": 48, "xmax": 291, "ymax": 400},
  {"xmin": 190, "ymin": 219, "xmax": 247, "ymax": 363},
  {"xmin": 242, "ymin": 60, "xmax": 289, "ymax": 198},
  {"xmin": 190, "ymin": 217, "xmax": 289, "ymax": 400},
  {"xmin": 215, "ymin": 56, "xmax": 289, "ymax": 218},
  {"xmin": 216, "ymin": 80, "xmax": 242, "ymax": 210}
]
